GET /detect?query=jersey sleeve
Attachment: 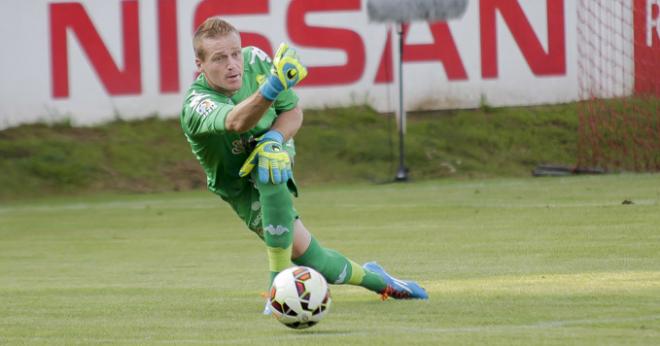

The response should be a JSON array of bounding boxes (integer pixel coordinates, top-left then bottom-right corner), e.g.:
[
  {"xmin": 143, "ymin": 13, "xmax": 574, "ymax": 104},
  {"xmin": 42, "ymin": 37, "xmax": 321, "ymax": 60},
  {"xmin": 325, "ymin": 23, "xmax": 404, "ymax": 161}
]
[
  {"xmin": 181, "ymin": 91, "xmax": 233, "ymax": 138},
  {"xmin": 274, "ymin": 89, "xmax": 299, "ymax": 115},
  {"xmin": 244, "ymin": 46, "xmax": 300, "ymax": 114}
]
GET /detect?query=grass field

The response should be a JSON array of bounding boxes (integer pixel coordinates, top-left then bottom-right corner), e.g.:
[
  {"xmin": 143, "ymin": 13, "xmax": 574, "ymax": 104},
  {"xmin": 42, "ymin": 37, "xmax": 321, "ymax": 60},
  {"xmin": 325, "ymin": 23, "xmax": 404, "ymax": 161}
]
[{"xmin": 1, "ymin": 174, "xmax": 659, "ymax": 345}]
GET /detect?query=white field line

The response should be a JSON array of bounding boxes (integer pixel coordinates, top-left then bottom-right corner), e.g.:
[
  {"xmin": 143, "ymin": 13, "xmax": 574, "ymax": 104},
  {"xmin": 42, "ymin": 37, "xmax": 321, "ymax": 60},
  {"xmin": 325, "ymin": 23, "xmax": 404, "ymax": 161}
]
[
  {"xmin": 2, "ymin": 198, "xmax": 657, "ymax": 215},
  {"xmin": 332, "ymin": 199, "xmax": 659, "ymax": 209},
  {"xmin": 0, "ymin": 198, "xmax": 216, "ymax": 214}
]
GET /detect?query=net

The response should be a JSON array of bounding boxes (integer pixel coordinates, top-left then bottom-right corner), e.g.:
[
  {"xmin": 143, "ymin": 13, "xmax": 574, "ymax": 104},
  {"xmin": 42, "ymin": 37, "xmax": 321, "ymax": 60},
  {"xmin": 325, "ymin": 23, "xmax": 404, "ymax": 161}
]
[{"xmin": 576, "ymin": 0, "xmax": 660, "ymax": 172}]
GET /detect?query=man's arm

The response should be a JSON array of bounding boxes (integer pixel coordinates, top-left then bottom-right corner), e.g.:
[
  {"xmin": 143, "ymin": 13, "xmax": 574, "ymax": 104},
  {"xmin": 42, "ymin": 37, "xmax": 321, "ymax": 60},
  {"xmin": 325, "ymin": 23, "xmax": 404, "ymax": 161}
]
[
  {"xmin": 224, "ymin": 93, "xmax": 272, "ymax": 133},
  {"xmin": 236, "ymin": 105, "xmax": 302, "ymax": 183},
  {"xmin": 225, "ymin": 42, "xmax": 307, "ymax": 134},
  {"xmin": 223, "ymin": 93, "xmax": 303, "ymax": 136},
  {"xmin": 238, "ymin": 43, "xmax": 307, "ymax": 184},
  {"xmin": 270, "ymin": 106, "xmax": 303, "ymax": 141}
]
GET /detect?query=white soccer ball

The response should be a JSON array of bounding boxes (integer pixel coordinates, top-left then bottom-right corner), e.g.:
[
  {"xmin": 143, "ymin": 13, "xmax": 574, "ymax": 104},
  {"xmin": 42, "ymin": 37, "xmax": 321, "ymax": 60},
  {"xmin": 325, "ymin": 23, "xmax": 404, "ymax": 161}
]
[{"xmin": 268, "ymin": 266, "xmax": 331, "ymax": 329}]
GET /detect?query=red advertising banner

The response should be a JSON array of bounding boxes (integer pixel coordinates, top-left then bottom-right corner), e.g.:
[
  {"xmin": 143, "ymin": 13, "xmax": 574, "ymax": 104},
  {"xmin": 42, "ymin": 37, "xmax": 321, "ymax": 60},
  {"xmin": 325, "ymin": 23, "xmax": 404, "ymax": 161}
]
[{"xmin": 634, "ymin": 0, "xmax": 660, "ymax": 96}]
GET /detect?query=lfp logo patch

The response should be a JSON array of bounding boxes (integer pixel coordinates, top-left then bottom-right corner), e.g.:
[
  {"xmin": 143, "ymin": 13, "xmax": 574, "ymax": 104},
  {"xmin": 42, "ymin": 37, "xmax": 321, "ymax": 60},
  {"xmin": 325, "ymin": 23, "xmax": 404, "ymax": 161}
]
[{"xmin": 195, "ymin": 99, "xmax": 217, "ymax": 118}]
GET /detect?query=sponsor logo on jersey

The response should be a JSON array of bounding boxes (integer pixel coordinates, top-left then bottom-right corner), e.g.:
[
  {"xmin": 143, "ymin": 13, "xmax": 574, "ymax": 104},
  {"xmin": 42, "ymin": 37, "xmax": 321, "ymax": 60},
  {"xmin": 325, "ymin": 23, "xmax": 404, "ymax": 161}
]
[
  {"xmin": 188, "ymin": 91, "xmax": 217, "ymax": 118},
  {"xmin": 194, "ymin": 98, "xmax": 216, "ymax": 118},
  {"xmin": 231, "ymin": 139, "xmax": 246, "ymax": 155}
]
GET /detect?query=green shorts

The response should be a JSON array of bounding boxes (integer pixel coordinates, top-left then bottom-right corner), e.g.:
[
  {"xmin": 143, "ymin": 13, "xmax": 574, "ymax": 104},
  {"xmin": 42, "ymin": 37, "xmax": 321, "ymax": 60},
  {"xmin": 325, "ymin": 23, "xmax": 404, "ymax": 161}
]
[{"xmin": 225, "ymin": 179, "xmax": 298, "ymax": 239}]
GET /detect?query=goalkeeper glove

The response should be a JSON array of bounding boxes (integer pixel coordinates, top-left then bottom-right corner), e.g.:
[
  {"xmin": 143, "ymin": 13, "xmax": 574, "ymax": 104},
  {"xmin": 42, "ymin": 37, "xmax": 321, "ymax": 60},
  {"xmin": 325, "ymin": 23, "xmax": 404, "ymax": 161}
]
[
  {"xmin": 239, "ymin": 130, "xmax": 292, "ymax": 184},
  {"xmin": 259, "ymin": 43, "xmax": 308, "ymax": 101}
]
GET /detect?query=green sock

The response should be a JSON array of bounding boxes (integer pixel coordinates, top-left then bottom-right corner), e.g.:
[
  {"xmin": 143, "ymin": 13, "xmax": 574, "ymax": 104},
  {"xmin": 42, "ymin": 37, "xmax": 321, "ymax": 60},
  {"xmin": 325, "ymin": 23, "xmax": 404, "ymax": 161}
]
[
  {"xmin": 257, "ymin": 179, "xmax": 295, "ymax": 284},
  {"xmin": 293, "ymin": 236, "xmax": 386, "ymax": 293}
]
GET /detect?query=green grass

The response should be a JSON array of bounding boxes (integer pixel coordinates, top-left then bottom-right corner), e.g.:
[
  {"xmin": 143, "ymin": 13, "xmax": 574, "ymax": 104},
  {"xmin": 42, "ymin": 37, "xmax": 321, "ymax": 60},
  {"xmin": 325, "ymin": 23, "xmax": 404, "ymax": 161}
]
[
  {"xmin": 0, "ymin": 104, "xmax": 579, "ymax": 200},
  {"xmin": 2, "ymin": 174, "xmax": 659, "ymax": 345}
]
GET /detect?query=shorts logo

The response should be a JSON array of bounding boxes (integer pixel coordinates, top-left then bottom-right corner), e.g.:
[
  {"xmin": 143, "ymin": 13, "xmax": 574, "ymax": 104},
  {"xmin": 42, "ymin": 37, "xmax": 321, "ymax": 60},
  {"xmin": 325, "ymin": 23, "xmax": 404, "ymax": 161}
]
[
  {"xmin": 250, "ymin": 213, "xmax": 262, "ymax": 229},
  {"xmin": 264, "ymin": 224, "xmax": 289, "ymax": 236},
  {"xmin": 251, "ymin": 201, "xmax": 261, "ymax": 211}
]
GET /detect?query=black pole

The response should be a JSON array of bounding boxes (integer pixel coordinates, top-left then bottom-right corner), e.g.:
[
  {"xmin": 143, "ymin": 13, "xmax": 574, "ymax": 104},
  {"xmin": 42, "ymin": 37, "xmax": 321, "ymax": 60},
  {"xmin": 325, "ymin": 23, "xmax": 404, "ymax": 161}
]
[{"xmin": 395, "ymin": 22, "xmax": 408, "ymax": 181}]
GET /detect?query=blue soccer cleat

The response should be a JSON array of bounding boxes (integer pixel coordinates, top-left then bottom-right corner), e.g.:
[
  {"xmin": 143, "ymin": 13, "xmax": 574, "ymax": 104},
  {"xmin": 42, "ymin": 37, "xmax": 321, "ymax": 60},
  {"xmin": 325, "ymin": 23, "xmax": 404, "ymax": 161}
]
[{"xmin": 363, "ymin": 261, "xmax": 429, "ymax": 300}]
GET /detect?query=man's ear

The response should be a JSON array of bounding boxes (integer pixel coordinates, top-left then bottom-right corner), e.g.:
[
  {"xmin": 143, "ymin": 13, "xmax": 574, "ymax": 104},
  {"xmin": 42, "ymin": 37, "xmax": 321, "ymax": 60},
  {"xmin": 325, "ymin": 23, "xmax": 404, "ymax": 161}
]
[{"xmin": 195, "ymin": 57, "xmax": 202, "ymax": 74}]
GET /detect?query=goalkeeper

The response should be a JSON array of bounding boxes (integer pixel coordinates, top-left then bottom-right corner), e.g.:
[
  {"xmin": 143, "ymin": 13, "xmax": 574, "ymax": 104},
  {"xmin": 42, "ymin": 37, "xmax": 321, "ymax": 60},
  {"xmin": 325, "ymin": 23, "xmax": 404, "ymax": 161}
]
[{"xmin": 180, "ymin": 18, "xmax": 427, "ymax": 312}]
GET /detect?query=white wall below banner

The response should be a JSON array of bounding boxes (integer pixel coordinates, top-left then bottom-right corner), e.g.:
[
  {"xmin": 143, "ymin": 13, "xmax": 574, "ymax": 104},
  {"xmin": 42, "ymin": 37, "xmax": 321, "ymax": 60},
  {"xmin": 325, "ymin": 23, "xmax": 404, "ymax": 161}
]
[{"xmin": 0, "ymin": 0, "xmax": 630, "ymax": 129}]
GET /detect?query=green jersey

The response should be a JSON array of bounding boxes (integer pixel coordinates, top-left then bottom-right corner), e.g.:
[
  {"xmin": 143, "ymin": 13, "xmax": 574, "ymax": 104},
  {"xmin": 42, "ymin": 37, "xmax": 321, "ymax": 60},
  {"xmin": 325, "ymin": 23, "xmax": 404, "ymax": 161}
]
[{"xmin": 180, "ymin": 46, "xmax": 299, "ymax": 201}]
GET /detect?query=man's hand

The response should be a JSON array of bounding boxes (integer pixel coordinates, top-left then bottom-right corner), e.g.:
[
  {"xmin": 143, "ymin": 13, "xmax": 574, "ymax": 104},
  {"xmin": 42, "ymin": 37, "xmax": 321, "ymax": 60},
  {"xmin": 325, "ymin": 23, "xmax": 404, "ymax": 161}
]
[
  {"xmin": 239, "ymin": 130, "xmax": 292, "ymax": 184},
  {"xmin": 259, "ymin": 43, "xmax": 308, "ymax": 101},
  {"xmin": 271, "ymin": 42, "xmax": 308, "ymax": 90}
]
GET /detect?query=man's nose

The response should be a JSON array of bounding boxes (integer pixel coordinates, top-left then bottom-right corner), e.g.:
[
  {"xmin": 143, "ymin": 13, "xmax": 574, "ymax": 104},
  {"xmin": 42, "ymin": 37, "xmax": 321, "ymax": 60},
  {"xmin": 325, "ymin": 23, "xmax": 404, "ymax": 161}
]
[{"xmin": 228, "ymin": 57, "xmax": 241, "ymax": 70}]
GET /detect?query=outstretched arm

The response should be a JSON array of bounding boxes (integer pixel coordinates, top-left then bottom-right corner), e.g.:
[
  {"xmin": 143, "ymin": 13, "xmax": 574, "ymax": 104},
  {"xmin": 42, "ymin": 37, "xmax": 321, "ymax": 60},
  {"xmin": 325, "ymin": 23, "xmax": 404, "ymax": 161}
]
[
  {"xmin": 226, "ymin": 43, "xmax": 307, "ymax": 134},
  {"xmin": 238, "ymin": 43, "xmax": 307, "ymax": 184},
  {"xmin": 224, "ymin": 93, "xmax": 272, "ymax": 133}
]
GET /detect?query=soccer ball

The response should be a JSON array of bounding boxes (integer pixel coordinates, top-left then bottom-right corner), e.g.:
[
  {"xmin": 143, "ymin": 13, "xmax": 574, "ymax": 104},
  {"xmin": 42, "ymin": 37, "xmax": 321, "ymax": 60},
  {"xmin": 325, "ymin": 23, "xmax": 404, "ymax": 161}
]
[{"xmin": 268, "ymin": 266, "xmax": 331, "ymax": 329}]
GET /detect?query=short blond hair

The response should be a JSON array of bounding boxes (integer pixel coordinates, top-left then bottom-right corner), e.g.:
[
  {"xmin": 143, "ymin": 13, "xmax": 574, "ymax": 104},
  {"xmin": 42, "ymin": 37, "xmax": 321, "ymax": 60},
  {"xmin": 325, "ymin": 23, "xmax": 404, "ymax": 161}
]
[{"xmin": 193, "ymin": 17, "xmax": 239, "ymax": 61}]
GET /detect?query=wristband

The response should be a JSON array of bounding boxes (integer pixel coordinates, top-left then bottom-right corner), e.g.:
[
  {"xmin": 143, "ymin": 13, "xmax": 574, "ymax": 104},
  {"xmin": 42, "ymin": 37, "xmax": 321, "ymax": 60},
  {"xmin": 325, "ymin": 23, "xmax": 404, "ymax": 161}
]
[{"xmin": 259, "ymin": 75, "xmax": 284, "ymax": 101}]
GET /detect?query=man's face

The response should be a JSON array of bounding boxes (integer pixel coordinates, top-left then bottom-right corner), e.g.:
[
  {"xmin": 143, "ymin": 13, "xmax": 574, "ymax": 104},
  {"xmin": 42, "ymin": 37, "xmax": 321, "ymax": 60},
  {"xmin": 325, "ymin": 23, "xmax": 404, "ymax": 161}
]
[{"xmin": 196, "ymin": 32, "xmax": 243, "ymax": 96}]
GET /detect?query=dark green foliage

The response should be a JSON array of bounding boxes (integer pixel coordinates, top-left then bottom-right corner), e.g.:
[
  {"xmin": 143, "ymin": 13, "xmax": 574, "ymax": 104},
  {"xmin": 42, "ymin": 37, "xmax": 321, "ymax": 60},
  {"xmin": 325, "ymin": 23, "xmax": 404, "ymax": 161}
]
[
  {"xmin": 0, "ymin": 104, "xmax": 579, "ymax": 200},
  {"xmin": 0, "ymin": 117, "xmax": 202, "ymax": 200},
  {"xmin": 296, "ymin": 104, "xmax": 578, "ymax": 182}
]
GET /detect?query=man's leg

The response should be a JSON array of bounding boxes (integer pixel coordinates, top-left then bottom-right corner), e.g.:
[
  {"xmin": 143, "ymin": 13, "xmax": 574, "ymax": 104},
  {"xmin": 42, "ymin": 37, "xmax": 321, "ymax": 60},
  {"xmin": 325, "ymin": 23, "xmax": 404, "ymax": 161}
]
[
  {"xmin": 291, "ymin": 219, "xmax": 427, "ymax": 299},
  {"xmin": 256, "ymin": 179, "xmax": 295, "ymax": 284},
  {"xmin": 291, "ymin": 219, "xmax": 386, "ymax": 292},
  {"xmin": 255, "ymin": 180, "xmax": 427, "ymax": 300}
]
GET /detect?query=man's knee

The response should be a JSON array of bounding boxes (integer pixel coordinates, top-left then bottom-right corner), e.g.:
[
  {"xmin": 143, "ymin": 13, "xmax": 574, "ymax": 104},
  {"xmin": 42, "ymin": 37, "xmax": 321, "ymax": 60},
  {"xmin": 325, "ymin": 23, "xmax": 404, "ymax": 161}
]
[{"xmin": 256, "ymin": 179, "xmax": 291, "ymax": 197}]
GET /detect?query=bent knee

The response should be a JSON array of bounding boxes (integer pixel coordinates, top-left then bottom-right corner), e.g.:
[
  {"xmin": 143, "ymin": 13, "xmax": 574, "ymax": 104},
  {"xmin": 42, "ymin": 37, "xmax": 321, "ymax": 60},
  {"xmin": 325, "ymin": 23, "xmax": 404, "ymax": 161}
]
[{"xmin": 256, "ymin": 179, "xmax": 291, "ymax": 197}]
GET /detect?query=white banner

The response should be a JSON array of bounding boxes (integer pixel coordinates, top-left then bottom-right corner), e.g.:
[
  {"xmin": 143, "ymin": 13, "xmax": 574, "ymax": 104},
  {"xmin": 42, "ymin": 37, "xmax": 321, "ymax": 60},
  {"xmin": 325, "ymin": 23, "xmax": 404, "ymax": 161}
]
[{"xmin": 0, "ymin": 0, "xmax": 597, "ymax": 129}]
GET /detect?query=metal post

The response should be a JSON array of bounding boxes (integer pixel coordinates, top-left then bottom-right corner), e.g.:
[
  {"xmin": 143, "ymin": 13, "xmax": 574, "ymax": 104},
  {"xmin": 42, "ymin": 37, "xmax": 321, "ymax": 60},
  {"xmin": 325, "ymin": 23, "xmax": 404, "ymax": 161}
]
[
  {"xmin": 395, "ymin": 22, "xmax": 408, "ymax": 181},
  {"xmin": 367, "ymin": 0, "xmax": 468, "ymax": 182}
]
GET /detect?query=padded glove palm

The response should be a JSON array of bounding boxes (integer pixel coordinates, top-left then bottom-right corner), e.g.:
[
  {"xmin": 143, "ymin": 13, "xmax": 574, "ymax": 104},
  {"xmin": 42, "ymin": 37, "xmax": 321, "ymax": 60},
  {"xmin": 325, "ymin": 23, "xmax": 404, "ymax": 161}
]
[
  {"xmin": 239, "ymin": 130, "xmax": 292, "ymax": 184},
  {"xmin": 259, "ymin": 43, "xmax": 308, "ymax": 101}
]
